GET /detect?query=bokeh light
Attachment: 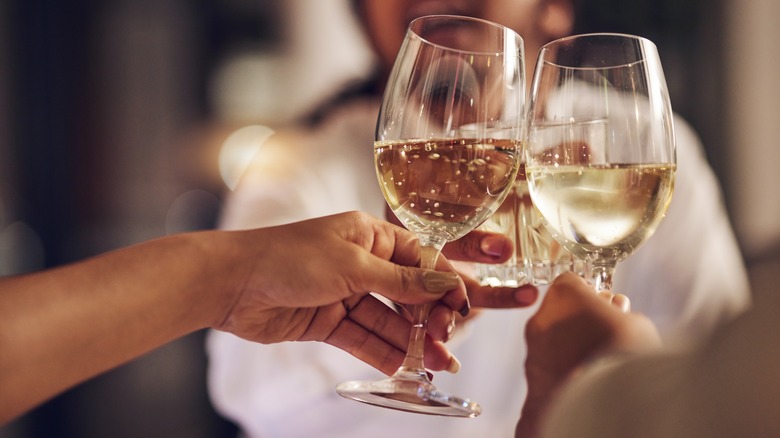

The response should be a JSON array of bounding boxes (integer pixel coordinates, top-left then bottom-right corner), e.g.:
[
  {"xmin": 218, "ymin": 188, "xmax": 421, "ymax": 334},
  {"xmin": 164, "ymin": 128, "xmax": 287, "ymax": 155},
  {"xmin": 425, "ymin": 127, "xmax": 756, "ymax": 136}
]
[{"xmin": 218, "ymin": 124, "xmax": 275, "ymax": 191}]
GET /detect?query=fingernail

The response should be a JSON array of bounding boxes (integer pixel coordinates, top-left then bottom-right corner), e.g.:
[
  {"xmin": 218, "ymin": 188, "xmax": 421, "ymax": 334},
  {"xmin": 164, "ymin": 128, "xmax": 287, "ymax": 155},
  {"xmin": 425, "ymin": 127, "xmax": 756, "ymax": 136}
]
[
  {"xmin": 422, "ymin": 271, "xmax": 460, "ymax": 293},
  {"xmin": 480, "ymin": 235, "xmax": 508, "ymax": 258},
  {"xmin": 426, "ymin": 371, "xmax": 434, "ymax": 382},
  {"xmin": 613, "ymin": 294, "xmax": 631, "ymax": 313},
  {"xmin": 597, "ymin": 290, "xmax": 613, "ymax": 301},
  {"xmin": 445, "ymin": 316, "xmax": 456, "ymax": 342},
  {"xmin": 514, "ymin": 286, "xmax": 538, "ymax": 305},
  {"xmin": 446, "ymin": 355, "xmax": 461, "ymax": 374},
  {"xmin": 458, "ymin": 298, "xmax": 470, "ymax": 318}
]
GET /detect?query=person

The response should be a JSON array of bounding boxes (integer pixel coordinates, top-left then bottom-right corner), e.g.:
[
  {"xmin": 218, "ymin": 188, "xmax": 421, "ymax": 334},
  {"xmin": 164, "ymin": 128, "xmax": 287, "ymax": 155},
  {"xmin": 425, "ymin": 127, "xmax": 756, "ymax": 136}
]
[
  {"xmin": 517, "ymin": 270, "xmax": 779, "ymax": 438},
  {"xmin": 0, "ymin": 211, "xmax": 485, "ymax": 424},
  {"xmin": 206, "ymin": 0, "xmax": 751, "ymax": 436}
]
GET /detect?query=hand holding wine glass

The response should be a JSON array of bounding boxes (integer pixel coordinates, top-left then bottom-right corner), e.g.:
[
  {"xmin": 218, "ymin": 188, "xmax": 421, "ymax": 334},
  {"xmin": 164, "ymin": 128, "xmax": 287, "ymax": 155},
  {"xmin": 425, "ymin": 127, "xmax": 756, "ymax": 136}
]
[
  {"xmin": 336, "ymin": 15, "xmax": 525, "ymax": 417},
  {"xmin": 525, "ymin": 33, "xmax": 676, "ymax": 292}
]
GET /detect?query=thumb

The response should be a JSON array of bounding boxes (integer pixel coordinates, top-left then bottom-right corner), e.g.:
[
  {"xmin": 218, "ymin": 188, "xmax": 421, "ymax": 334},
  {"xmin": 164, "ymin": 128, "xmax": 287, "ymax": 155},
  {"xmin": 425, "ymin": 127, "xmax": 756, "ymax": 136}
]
[{"xmin": 360, "ymin": 260, "xmax": 468, "ymax": 312}]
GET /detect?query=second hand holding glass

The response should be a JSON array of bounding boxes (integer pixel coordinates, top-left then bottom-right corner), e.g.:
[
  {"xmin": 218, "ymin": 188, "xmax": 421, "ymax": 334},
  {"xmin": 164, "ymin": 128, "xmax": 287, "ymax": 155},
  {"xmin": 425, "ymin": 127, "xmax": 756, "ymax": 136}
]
[{"xmin": 336, "ymin": 15, "xmax": 525, "ymax": 417}]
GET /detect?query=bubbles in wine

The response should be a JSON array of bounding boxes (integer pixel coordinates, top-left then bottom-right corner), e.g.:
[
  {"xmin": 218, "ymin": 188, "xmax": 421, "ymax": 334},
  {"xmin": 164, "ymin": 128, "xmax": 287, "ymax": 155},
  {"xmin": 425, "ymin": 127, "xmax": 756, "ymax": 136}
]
[{"xmin": 375, "ymin": 138, "xmax": 520, "ymax": 241}]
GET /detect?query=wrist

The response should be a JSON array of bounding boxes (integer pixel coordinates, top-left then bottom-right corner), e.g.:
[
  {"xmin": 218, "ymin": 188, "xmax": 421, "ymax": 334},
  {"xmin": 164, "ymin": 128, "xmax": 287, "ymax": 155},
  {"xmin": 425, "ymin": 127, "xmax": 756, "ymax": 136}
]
[
  {"xmin": 193, "ymin": 229, "xmax": 259, "ymax": 331},
  {"xmin": 172, "ymin": 230, "xmax": 243, "ymax": 331}
]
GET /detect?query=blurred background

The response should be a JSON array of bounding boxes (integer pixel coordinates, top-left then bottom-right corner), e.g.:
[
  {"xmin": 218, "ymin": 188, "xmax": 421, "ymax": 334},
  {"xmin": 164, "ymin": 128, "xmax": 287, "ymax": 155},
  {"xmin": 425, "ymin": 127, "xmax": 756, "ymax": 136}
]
[{"xmin": 0, "ymin": 0, "xmax": 778, "ymax": 436}]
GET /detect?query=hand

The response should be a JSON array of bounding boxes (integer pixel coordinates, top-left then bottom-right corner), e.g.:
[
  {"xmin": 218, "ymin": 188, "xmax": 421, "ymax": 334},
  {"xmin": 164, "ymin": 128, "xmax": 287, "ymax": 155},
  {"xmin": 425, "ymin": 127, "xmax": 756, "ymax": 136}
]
[
  {"xmin": 442, "ymin": 229, "xmax": 538, "ymax": 309},
  {"xmin": 214, "ymin": 211, "xmax": 468, "ymax": 375},
  {"xmin": 0, "ymin": 211, "xmax": 468, "ymax": 423},
  {"xmin": 516, "ymin": 273, "xmax": 661, "ymax": 437},
  {"xmin": 385, "ymin": 205, "xmax": 539, "ymax": 314}
]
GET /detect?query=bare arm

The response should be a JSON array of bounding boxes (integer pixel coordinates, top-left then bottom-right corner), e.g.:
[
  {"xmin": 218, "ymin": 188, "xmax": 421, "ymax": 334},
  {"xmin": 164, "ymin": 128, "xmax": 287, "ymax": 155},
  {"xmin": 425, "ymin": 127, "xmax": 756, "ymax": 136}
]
[{"xmin": 0, "ymin": 211, "xmax": 468, "ymax": 423}]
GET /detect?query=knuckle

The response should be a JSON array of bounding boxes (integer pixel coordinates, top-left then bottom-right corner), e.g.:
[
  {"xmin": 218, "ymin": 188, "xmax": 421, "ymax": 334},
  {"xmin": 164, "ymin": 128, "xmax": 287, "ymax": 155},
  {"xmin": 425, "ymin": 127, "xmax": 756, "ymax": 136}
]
[{"xmin": 396, "ymin": 266, "xmax": 415, "ymax": 298}]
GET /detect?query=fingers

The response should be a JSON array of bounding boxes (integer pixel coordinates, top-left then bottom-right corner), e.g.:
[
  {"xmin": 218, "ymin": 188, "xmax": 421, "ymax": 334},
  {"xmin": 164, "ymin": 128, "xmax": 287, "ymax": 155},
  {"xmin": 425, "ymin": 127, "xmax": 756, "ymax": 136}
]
[
  {"xmin": 427, "ymin": 305, "xmax": 456, "ymax": 342},
  {"xmin": 361, "ymin": 212, "xmax": 420, "ymax": 267},
  {"xmin": 353, "ymin": 214, "xmax": 469, "ymax": 314},
  {"xmin": 612, "ymin": 294, "xmax": 631, "ymax": 313},
  {"xmin": 353, "ymin": 249, "xmax": 465, "ymax": 302},
  {"xmin": 552, "ymin": 271, "xmax": 592, "ymax": 289},
  {"xmin": 325, "ymin": 295, "xmax": 458, "ymax": 374},
  {"xmin": 462, "ymin": 274, "xmax": 538, "ymax": 309},
  {"xmin": 441, "ymin": 230, "xmax": 513, "ymax": 263},
  {"xmin": 596, "ymin": 290, "xmax": 631, "ymax": 313},
  {"xmin": 430, "ymin": 256, "xmax": 471, "ymax": 315},
  {"xmin": 424, "ymin": 339, "xmax": 461, "ymax": 373},
  {"xmin": 325, "ymin": 317, "xmax": 407, "ymax": 376},
  {"xmin": 551, "ymin": 273, "xmax": 631, "ymax": 313}
]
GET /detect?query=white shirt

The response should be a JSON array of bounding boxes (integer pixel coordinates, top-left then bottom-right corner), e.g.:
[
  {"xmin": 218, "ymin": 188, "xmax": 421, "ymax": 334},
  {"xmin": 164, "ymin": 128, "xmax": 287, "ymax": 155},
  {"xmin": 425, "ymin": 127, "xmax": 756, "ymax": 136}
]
[{"xmin": 206, "ymin": 97, "xmax": 750, "ymax": 437}]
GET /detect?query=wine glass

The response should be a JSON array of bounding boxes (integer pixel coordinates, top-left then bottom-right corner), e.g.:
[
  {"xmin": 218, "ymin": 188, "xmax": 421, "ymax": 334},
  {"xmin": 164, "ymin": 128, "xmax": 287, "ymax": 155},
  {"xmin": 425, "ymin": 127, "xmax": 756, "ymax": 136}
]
[
  {"xmin": 336, "ymin": 15, "xmax": 525, "ymax": 417},
  {"xmin": 525, "ymin": 33, "xmax": 676, "ymax": 292}
]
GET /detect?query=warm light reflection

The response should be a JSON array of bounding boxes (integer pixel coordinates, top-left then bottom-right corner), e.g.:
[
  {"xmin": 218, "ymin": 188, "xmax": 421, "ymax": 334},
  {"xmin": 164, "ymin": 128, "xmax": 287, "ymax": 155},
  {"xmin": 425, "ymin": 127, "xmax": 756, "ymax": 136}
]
[{"xmin": 218, "ymin": 125, "xmax": 275, "ymax": 190}]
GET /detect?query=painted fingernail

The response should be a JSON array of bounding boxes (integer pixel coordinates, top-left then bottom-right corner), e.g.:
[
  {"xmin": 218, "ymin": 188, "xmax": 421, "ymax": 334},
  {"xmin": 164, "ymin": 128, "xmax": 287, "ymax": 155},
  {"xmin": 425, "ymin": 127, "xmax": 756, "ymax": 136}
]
[
  {"xmin": 480, "ymin": 235, "xmax": 508, "ymax": 258},
  {"xmin": 446, "ymin": 355, "xmax": 461, "ymax": 374},
  {"xmin": 426, "ymin": 371, "xmax": 434, "ymax": 382},
  {"xmin": 422, "ymin": 271, "xmax": 461, "ymax": 293},
  {"xmin": 458, "ymin": 298, "xmax": 470, "ymax": 318}
]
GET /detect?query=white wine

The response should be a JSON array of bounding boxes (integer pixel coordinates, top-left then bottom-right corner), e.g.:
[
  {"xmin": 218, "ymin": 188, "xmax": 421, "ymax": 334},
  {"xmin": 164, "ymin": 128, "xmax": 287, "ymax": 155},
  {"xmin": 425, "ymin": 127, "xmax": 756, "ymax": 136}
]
[
  {"xmin": 527, "ymin": 163, "xmax": 675, "ymax": 262},
  {"xmin": 375, "ymin": 138, "xmax": 519, "ymax": 241}
]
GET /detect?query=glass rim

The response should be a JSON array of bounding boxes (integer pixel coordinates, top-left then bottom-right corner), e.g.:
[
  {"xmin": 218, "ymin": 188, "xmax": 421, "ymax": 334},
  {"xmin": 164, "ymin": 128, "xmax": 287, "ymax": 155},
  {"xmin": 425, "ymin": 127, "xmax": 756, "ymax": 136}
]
[
  {"xmin": 539, "ymin": 32, "xmax": 657, "ymax": 70},
  {"xmin": 407, "ymin": 14, "xmax": 524, "ymax": 57}
]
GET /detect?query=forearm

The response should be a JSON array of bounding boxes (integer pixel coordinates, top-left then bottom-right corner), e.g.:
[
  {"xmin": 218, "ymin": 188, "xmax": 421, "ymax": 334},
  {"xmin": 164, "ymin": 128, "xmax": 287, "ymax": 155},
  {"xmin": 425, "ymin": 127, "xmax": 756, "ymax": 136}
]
[{"xmin": 0, "ymin": 231, "xmax": 232, "ymax": 423}]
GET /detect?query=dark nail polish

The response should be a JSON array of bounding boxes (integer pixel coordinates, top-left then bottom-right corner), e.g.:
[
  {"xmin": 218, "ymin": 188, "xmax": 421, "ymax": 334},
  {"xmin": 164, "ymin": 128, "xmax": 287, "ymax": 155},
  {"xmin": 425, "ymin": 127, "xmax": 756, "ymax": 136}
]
[{"xmin": 458, "ymin": 300, "xmax": 470, "ymax": 318}]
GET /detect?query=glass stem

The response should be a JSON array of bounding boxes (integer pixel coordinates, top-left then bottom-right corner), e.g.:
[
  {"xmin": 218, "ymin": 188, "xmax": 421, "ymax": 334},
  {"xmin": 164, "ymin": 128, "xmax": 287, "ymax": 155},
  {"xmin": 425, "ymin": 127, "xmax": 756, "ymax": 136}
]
[
  {"xmin": 397, "ymin": 237, "xmax": 445, "ymax": 375},
  {"xmin": 590, "ymin": 262, "xmax": 616, "ymax": 292}
]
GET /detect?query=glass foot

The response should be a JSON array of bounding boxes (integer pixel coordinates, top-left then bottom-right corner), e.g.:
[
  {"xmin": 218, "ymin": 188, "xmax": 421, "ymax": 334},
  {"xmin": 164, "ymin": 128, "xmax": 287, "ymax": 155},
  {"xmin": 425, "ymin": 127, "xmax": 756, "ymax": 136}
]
[{"xmin": 336, "ymin": 369, "xmax": 481, "ymax": 417}]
